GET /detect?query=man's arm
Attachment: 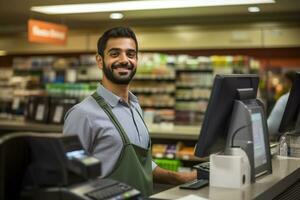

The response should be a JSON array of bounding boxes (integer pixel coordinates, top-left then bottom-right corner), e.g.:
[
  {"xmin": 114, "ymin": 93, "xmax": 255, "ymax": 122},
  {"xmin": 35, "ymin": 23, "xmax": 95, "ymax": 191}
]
[
  {"xmin": 63, "ymin": 107, "xmax": 93, "ymax": 153},
  {"xmin": 153, "ymin": 166, "xmax": 197, "ymax": 185},
  {"xmin": 267, "ymin": 94, "xmax": 289, "ymax": 135}
]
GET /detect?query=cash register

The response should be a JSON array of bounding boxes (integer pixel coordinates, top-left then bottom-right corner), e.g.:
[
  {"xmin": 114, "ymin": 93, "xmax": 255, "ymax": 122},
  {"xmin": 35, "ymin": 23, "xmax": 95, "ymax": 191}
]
[
  {"xmin": 180, "ymin": 74, "xmax": 272, "ymax": 189},
  {"xmin": 0, "ymin": 133, "xmax": 141, "ymax": 200}
]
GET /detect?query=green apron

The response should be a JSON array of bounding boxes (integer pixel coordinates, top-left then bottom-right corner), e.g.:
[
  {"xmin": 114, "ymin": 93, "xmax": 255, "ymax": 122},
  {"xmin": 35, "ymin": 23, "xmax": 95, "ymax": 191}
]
[{"xmin": 92, "ymin": 92, "xmax": 153, "ymax": 196}]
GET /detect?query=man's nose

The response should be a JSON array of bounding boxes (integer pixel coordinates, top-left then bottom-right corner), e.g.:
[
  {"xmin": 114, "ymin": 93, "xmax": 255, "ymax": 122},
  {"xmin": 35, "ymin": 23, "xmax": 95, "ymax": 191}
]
[{"xmin": 119, "ymin": 52, "xmax": 129, "ymax": 64}]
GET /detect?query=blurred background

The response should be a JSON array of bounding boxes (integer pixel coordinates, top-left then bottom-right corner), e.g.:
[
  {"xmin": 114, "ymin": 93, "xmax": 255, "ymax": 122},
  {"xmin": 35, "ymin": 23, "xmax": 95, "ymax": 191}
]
[{"xmin": 0, "ymin": 0, "xmax": 300, "ymax": 170}]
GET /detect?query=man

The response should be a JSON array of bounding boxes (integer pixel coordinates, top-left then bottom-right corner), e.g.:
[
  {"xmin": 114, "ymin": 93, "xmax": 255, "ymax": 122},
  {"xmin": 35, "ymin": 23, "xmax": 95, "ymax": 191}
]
[
  {"xmin": 267, "ymin": 71, "xmax": 296, "ymax": 135},
  {"xmin": 63, "ymin": 27, "xmax": 196, "ymax": 196}
]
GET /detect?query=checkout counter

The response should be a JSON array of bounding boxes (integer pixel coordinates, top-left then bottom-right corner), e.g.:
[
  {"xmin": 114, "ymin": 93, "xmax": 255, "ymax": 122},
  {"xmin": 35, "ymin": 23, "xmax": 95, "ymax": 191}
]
[
  {"xmin": 151, "ymin": 156, "xmax": 300, "ymax": 200},
  {"xmin": 150, "ymin": 74, "xmax": 300, "ymax": 200},
  {"xmin": 0, "ymin": 133, "xmax": 141, "ymax": 200}
]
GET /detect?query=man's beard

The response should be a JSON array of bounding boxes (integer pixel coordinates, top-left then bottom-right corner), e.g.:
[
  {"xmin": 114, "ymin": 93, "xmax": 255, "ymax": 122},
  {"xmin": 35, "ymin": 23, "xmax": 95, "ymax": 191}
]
[{"xmin": 102, "ymin": 61, "xmax": 136, "ymax": 85}]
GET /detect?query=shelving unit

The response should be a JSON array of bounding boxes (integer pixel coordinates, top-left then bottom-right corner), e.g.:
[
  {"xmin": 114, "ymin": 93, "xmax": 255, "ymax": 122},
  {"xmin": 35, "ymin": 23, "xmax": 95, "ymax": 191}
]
[
  {"xmin": 0, "ymin": 53, "xmax": 257, "ymax": 172},
  {"xmin": 133, "ymin": 53, "xmax": 176, "ymax": 124},
  {"xmin": 1, "ymin": 53, "xmax": 256, "ymax": 123},
  {"xmin": 175, "ymin": 68, "xmax": 213, "ymax": 125},
  {"xmin": 0, "ymin": 68, "xmax": 14, "ymax": 119}
]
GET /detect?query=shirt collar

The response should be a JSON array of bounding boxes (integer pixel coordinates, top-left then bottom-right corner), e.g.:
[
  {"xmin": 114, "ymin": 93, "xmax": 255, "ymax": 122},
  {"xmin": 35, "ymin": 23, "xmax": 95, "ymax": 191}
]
[{"xmin": 97, "ymin": 84, "xmax": 139, "ymax": 107}]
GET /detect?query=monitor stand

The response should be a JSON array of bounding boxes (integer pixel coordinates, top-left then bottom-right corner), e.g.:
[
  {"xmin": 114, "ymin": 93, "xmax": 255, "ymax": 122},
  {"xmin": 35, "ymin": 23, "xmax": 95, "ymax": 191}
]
[
  {"xmin": 226, "ymin": 100, "xmax": 256, "ymax": 183},
  {"xmin": 226, "ymin": 98, "xmax": 272, "ymax": 183}
]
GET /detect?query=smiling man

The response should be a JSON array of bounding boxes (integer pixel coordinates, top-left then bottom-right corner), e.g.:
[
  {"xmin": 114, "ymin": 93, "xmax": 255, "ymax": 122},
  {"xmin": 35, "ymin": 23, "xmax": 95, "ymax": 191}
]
[{"xmin": 63, "ymin": 27, "xmax": 196, "ymax": 196}]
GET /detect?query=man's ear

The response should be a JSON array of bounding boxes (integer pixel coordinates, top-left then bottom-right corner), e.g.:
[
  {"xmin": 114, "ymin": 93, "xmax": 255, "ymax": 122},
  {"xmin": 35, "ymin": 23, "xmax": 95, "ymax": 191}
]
[{"xmin": 96, "ymin": 54, "xmax": 104, "ymax": 70}]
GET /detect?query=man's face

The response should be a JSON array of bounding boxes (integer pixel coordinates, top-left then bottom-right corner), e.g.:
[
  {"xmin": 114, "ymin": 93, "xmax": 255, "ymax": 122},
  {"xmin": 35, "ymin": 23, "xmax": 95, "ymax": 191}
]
[{"xmin": 99, "ymin": 37, "xmax": 137, "ymax": 85}]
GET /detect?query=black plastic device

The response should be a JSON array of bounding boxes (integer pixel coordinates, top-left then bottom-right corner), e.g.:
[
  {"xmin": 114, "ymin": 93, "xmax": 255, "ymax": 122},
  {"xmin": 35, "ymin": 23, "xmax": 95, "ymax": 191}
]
[
  {"xmin": 193, "ymin": 162, "xmax": 210, "ymax": 180},
  {"xmin": 194, "ymin": 74, "xmax": 259, "ymax": 158},
  {"xmin": 179, "ymin": 179, "xmax": 209, "ymax": 190},
  {"xmin": 0, "ymin": 133, "xmax": 141, "ymax": 200},
  {"xmin": 279, "ymin": 72, "xmax": 300, "ymax": 134},
  {"xmin": 193, "ymin": 74, "xmax": 272, "ymax": 182}
]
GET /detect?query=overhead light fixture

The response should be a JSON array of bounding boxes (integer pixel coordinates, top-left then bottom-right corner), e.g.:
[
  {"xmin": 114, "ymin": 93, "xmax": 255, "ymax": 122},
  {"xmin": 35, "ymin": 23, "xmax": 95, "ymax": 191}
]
[
  {"xmin": 31, "ymin": 0, "xmax": 275, "ymax": 14},
  {"xmin": 110, "ymin": 13, "xmax": 124, "ymax": 19},
  {"xmin": 248, "ymin": 6, "xmax": 261, "ymax": 12},
  {"xmin": 0, "ymin": 50, "xmax": 7, "ymax": 56}
]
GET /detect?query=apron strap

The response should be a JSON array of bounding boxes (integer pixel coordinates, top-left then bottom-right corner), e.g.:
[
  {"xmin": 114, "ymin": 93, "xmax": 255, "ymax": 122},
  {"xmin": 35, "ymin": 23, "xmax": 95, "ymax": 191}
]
[
  {"xmin": 131, "ymin": 106, "xmax": 151, "ymax": 148},
  {"xmin": 92, "ymin": 92, "xmax": 130, "ymax": 145}
]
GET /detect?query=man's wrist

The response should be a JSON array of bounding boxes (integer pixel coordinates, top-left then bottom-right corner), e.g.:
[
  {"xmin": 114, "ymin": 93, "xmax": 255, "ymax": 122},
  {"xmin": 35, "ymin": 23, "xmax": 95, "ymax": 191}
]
[{"xmin": 174, "ymin": 171, "xmax": 197, "ymax": 184}]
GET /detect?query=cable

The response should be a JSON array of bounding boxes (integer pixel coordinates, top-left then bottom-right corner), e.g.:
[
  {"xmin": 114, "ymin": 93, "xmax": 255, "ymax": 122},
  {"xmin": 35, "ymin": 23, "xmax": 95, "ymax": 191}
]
[{"xmin": 230, "ymin": 124, "xmax": 251, "ymax": 148}]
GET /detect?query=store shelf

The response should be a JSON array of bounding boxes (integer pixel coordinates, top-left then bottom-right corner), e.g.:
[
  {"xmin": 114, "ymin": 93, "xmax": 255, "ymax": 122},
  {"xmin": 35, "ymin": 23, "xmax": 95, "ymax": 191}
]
[
  {"xmin": 2, "ymin": 54, "xmax": 254, "ymax": 128},
  {"xmin": 152, "ymin": 154, "xmax": 205, "ymax": 162},
  {"xmin": 175, "ymin": 68, "xmax": 213, "ymax": 125},
  {"xmin": 176, "ymin": 98, "xmax": 209, "ymax": 101},
  {"xmin": 0, "ymin": 119, "xmax": 62, "ymax": 133},
  {"xmin": 131, "ymin": 88, "xmax": 175, "ymax": 94},
  {"xmin": 141, "ymin": 105, "xmax": 175, "ymax": 109},
  {"xmin": 148, "ymin": 124, "xmax": 200, "ymax": 140},
  {"xmin": 175, "ymin": 109, "xmax": 205, "ymax": 114},
  {"xmin": 134, "ymin": 74, "xmax": 175, "ymax": 80},
  {"xmin": 175, "ymin": 68, "xmax": 213, "ymax": 73},
  {"xmin": 0, "ymin": 119, "xmax": 200, "ymax": 140},
  {"xmin": 176, "ymin": 83, "xmax": 212, "ymax": 89}
]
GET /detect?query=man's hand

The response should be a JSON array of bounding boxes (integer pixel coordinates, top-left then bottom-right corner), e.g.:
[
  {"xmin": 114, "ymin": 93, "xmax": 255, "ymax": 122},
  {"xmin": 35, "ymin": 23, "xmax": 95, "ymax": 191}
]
[{"xmin": 153, "ymin": 166, "xmax": 197, "ymax": 185}]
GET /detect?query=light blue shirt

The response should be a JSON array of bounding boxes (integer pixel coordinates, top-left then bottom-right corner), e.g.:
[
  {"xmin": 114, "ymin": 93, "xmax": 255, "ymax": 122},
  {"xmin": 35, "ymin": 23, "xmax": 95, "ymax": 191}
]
[
  {"xmin": 63, "ymin": 84, "xmax": 157, "ymax": 177},
  {"xmin": 267, "ymin": 93, "xmax": 289, "ymax": 135}
]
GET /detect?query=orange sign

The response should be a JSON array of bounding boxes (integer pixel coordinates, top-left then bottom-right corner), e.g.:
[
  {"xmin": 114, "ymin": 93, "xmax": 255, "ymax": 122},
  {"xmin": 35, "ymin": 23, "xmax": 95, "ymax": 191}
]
[{"xmin": 28, "ymin": 19, "xmax": 68, "ymax": 45}]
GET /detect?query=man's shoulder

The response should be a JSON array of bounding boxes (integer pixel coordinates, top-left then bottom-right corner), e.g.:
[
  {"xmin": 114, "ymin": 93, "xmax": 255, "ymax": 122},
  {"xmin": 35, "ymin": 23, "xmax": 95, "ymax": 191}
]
[
  {"xmin": 278, "ymin": 93, "xmax": 289, "ymax": 104},
  {"xmin": 65, "ymin": 95, "xmax": 100, "ymax": 119}
]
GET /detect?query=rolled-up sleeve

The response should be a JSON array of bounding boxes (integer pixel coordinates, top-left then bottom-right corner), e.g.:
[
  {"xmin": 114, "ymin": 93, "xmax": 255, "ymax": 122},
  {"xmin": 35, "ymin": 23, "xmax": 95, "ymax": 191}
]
[
  {"xmin": 63, "ymin": 107, "xmax": 93, "ymax": 153},
  {"xmin": 267, "ymin": 94, "xmax": 288, "ymax": 135},
  {"xmin": 152, "ymin": 160, "xmax": 158, "ymax": 171}
]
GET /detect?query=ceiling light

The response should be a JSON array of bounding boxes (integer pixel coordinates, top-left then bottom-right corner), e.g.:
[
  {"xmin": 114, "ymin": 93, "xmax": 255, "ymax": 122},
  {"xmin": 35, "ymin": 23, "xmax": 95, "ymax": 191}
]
[
  {"xmin": 110, "ymin": 13, "xmax": 124, "ymax": 19},
  {"xmin": 248, "ymin": 6, "xmax": 261, "ymax": 12},
  {"xmin": 31, "ymin": 0, "xmax": 275, "ymax": 14},
  {"xmin": 0, "ymin": 50, "xmax": 7, "ymax": 56}
]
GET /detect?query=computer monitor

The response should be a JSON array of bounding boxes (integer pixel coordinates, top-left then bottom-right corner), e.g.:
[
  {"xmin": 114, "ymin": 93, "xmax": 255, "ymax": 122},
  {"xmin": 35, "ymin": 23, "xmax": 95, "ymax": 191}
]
[
  {"xmin": 195, "ymin": 74, "xmax": 259, "ymax": 157},
  {"xmin": 279, "ymin": 72, "xmax": 300, "ymax": 134},
  {"xmin": 194, "ymin": 74, "xmax": 272, "ymax": 181}
]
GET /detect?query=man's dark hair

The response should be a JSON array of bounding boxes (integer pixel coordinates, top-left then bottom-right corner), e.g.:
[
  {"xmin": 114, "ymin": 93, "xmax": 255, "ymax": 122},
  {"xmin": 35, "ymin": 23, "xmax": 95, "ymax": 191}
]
[
  {"xmin": 284, "ymin": 70, "xmax": 297, "ymax": 83},
  {"xmin": 97, "ymin": 27, "xmax": 138, "ymax": 57}
]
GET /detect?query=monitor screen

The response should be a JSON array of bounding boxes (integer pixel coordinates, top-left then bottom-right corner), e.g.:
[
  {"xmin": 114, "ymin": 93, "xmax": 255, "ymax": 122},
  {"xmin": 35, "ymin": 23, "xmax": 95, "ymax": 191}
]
[
  {"xmin": 279, "ymin": 72, "xmax": 300, "ymax": 133},
  {"xmin": 251, "ymin": 112, "xmax": 267, "ymax": 168},
  {"xmin": 194, "ymin": 74, "xmax": 259, "ymax": 158},
  {"xmin": 66, "ymin": 149, "xmax": 86, "ymax": 160}
]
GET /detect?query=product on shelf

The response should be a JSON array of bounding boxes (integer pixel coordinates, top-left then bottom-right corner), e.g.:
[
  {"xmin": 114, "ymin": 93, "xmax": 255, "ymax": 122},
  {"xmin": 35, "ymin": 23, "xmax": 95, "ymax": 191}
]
[
  {"xmin": 154, "ymin": 159, "xmax": 182, "ymax": 172},
  {"xmin": 175, "ymin": 70, "xmax": 212, "ymax": 125},
  {"xmin": 49, "ymin": 97, "xmax": 78, "ymax": 124},
  {"xmin": 46, "ymin": 83, "xmax": 97, "ymax": 99},
  {"xmin": 152, "ymin": 144, "xmax": 168, "ymax": 158},
  {"xmin": 177, "ymin": 147, "xmax": 195, "ymax": 160},
  {"xmin": 25, "ymin": 95, "xmax": 78, "ymax": 124},
  {"xmin": 137, "ymin": 53, "xmax": 175, "ymax": 77},
  {"xmin": 132, "ymin": 53, "xmax": 176, "ymax": 124},
  {"xmin": 25, "ymin": 96, "xmax": 50, "ymax": 123}
]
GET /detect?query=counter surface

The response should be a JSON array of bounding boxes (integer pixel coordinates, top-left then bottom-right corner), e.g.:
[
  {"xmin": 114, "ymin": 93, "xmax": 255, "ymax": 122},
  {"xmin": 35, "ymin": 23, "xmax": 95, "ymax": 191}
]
[{"xmin": 151, "ymin": 156, "xmax": 300, "ymax": 200}]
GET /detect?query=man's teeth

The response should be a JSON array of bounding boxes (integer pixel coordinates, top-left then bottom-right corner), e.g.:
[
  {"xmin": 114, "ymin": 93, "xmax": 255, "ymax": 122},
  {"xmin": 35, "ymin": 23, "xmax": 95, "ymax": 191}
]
[{"xmin": 116, "ymin": 68, "xmax": 131, "ymax": 73}]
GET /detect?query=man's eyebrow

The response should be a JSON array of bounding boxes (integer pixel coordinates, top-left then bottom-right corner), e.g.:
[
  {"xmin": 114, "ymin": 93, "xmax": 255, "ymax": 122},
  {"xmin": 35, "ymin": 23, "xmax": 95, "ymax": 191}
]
[
  {"xmin": 107, "ymin": 48, "xmax": 121, "ymax": 53},
  {"xmin": 127, "ymin": 49, "xmax": 136, "ymax": 53},
  {"xmin": 107, "ymin": 48, "xmax": 136, "ymax": 52}
]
